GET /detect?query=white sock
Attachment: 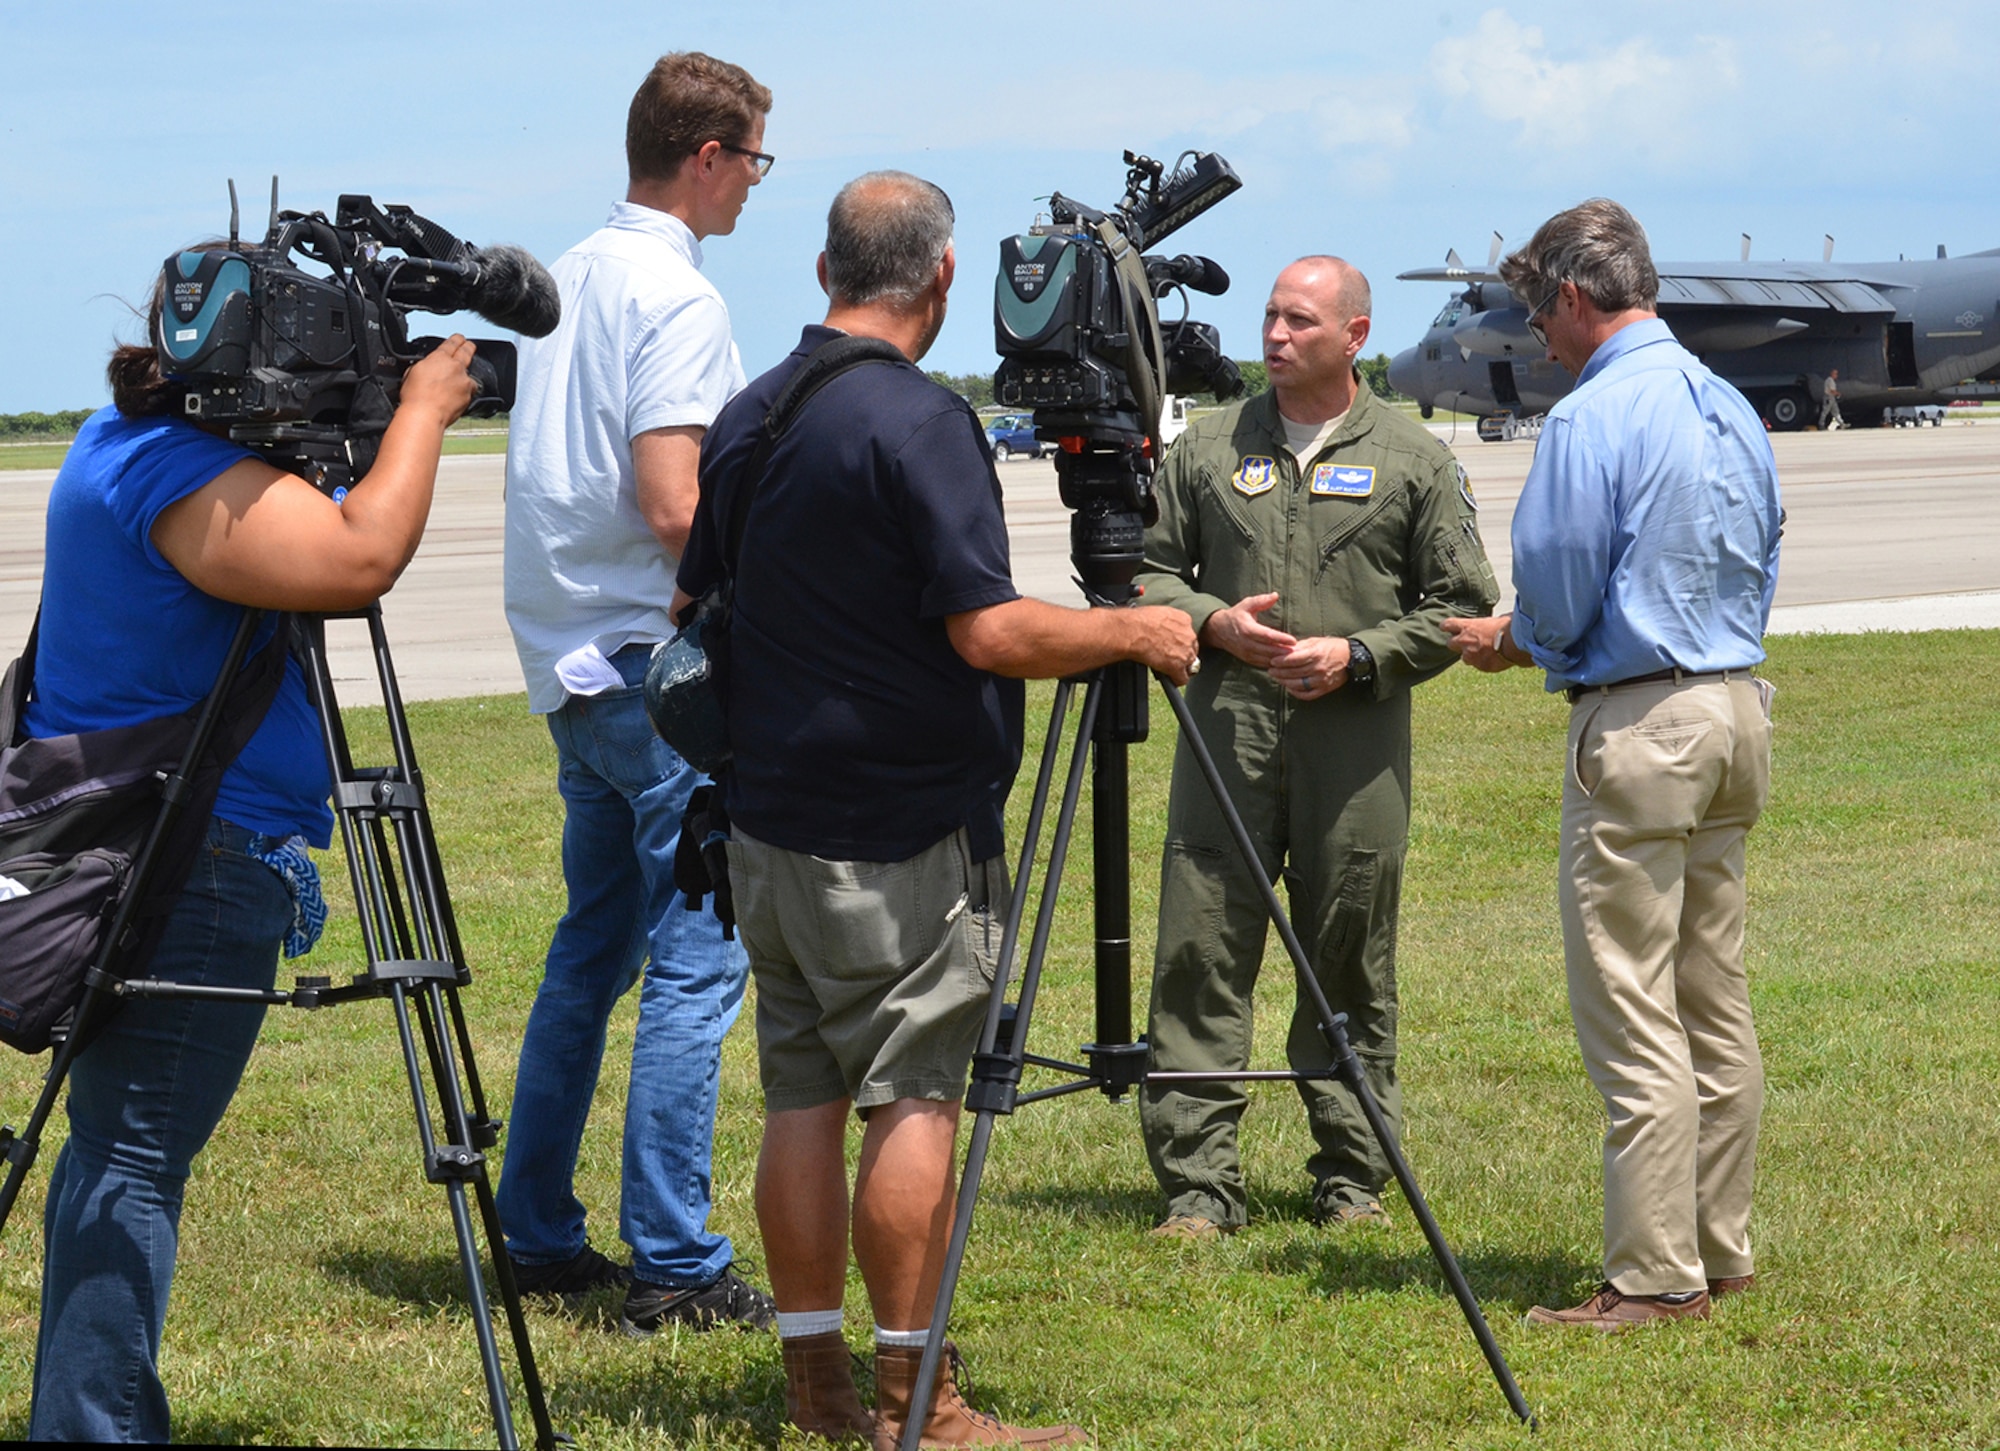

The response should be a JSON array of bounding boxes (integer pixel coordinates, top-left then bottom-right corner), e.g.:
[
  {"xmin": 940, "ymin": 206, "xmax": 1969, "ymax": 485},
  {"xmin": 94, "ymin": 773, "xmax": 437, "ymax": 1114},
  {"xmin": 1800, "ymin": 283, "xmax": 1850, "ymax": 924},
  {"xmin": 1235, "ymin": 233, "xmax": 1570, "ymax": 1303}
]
[
  {"xmin": 874, "ymin": 1325, "xmax": 931, "ymax": 1349},
  {"xmin": 777, "ymin": 1308, "xmax": 845, "ymax": 1339}
]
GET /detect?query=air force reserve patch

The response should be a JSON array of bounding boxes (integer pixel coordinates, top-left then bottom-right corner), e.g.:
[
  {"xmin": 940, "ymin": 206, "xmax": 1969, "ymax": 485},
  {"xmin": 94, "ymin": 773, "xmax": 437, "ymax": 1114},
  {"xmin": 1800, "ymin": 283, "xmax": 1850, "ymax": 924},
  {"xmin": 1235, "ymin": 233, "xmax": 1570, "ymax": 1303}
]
[
  {"xmin": 1310, "ymin": 463, "xmax": 1375, "ymax": 497},
  {"xmin": 1232, "ymin": 455, "xmax": 1277, "ymax": 497}
]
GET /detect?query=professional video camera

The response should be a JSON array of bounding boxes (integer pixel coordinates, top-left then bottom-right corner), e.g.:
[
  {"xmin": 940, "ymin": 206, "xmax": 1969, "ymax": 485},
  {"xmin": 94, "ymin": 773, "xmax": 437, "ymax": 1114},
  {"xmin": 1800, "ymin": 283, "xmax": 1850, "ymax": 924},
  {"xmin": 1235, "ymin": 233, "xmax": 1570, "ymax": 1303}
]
[
  {"xmin": 992, "ymin": 150, "xmax": 1242, "ymax": 602},
  {"xmin": 154, "ymin": 181, "xmax": 559, "ymax": 498}
]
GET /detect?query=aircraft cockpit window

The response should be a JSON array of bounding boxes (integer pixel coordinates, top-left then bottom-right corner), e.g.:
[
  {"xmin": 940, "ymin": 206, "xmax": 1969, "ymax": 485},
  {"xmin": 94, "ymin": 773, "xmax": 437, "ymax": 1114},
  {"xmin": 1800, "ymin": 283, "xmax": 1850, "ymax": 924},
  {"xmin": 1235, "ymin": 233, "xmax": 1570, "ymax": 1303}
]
[{"xmin": 1432, "ymin": 300, "xmax": 1464, "ymax": 328}]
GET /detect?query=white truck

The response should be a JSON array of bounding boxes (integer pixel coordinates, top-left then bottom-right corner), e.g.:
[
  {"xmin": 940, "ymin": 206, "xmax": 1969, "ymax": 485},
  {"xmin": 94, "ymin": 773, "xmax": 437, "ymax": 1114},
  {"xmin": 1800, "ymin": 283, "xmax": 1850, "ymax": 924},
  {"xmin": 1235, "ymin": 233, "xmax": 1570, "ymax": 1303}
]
[{"xmin": 1160, "ymin": 394, "xmax": 1192, "ymax": 446}]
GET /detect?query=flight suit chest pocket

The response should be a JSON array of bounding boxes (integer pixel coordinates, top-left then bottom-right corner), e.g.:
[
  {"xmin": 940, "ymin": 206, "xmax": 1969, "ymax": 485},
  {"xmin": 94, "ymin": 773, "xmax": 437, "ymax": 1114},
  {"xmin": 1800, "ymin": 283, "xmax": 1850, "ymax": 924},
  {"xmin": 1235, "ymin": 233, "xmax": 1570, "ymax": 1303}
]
[
  {"xmin": 1314, "ymin": 485, "xmax": 1404, "ymax": 570},
  {"xmin": 1198, "ymin": 466, "xmax": 1260, "ymax": 548}
]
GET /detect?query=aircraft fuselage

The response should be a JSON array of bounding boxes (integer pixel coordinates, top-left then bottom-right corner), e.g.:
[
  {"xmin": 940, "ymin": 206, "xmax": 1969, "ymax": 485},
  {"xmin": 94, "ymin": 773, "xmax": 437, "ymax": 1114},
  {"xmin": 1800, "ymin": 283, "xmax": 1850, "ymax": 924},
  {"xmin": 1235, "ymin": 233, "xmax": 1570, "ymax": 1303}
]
[{"xmin": 1388, "ymin": 253, "xmax": 2000, "ymax": 432}]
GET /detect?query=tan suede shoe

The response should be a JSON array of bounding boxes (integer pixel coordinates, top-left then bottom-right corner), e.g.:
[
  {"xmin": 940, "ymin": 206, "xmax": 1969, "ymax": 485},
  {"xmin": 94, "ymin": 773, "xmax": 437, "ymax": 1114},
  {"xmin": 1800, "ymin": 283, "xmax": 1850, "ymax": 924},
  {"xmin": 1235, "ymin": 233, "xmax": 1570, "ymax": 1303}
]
[{"xmin": 1525, "ymin": 1284, "xmax": 1711, "ymax": 1332}]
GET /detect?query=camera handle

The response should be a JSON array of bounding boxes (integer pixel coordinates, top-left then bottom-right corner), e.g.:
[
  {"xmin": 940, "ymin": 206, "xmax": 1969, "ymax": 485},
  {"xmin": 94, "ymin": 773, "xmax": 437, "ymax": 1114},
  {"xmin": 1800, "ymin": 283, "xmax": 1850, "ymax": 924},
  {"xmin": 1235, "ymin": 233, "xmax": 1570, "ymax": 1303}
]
[{"xmin": 899, "ymin": 663, "xmax": 1536, "ymax": 1450}]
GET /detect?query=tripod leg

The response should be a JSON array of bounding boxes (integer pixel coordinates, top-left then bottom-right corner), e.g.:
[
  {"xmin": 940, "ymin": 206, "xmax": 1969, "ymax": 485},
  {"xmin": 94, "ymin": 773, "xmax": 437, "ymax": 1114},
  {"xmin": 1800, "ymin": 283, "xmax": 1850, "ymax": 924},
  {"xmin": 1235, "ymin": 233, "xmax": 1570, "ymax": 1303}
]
[
  {"xmin": 302, "ymin": 611, "xmax": 560, "ymax": 1449},
  {"xmin": 409, "ymin": 984, "xmax": 560, "ymax": 1450},
  {"xmin": 1155, "ymin": 677, "xmax": 1535, "ymax": 1427},
  {"xmin": 385, "ymin": 980, "xmax": 521, "ymax": 1448},
  {"xmin": 900, "ymin": 679, "xmax": 1101, "ymax": 1451},
  {"xmin": 0, "ymin": 1019, "xmax": 89, "ymax": 1235}
]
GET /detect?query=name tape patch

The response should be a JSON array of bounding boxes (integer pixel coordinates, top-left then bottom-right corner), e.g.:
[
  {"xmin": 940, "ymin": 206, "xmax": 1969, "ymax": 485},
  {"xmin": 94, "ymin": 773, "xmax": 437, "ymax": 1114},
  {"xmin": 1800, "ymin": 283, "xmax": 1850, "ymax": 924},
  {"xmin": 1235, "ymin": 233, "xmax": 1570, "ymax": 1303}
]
[{"xmin": 1310, "ymin": 463, "xmax": 1375, "ymax": 497}]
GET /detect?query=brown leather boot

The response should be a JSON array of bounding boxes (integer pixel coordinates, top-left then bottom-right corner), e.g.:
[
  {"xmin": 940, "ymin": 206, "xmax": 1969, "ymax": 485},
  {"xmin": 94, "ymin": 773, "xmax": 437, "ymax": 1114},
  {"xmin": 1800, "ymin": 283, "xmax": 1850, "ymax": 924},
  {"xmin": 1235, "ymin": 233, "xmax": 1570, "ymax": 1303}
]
[
  {"xmin": 871, "ymin": 1342, "xmax": 1090, "ymax": 1450},
  {"xmin": 781, "ymin": 1331, "xmax": 873, "ymax": 1441}
]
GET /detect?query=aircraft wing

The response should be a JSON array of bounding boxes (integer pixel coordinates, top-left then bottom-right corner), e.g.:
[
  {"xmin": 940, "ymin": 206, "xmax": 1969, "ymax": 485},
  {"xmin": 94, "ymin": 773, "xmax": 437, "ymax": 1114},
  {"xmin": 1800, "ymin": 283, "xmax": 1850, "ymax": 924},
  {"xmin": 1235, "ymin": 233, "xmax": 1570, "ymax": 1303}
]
[
  {"xmin": 1657, "ymin": 272, "xmax": 1895, "ymax": 315},
  {"xmin": 1397, "ymin": 264, "xmax": 1503, "ymax": 283},
  {"xmin": 1400, "ymin": 263, "xmax": 1896, "ymax": 312}
]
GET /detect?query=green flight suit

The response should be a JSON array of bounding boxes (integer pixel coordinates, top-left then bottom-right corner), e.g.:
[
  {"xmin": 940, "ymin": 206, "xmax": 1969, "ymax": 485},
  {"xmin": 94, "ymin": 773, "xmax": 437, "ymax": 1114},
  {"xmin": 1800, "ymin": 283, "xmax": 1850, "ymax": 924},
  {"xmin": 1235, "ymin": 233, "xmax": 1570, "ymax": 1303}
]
[{"xmin": 1137, "ymin": 384, "xmax": 1497, "ymax": 1228}]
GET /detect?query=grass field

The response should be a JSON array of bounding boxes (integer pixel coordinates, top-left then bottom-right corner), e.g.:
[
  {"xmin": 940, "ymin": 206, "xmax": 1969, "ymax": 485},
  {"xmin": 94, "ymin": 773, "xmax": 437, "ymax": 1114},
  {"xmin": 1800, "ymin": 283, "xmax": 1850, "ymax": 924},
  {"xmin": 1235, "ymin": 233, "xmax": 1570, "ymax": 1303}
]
[{"xmin": 0, "ymin": 632, "xmax": 1995, "ymax": 1448}]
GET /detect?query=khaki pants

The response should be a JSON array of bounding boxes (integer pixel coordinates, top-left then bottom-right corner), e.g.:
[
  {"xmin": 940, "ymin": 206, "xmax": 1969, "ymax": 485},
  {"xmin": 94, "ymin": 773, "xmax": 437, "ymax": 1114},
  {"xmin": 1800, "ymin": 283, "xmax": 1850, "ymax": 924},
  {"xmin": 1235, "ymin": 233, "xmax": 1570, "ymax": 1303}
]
[
  {"xmin": 1561, "ymin": 675, "xmax": 1772, "ymax": 1295},
  {"xmin": 727, "ymin": 827, "xmax": 1004, "ymax": 1114}
]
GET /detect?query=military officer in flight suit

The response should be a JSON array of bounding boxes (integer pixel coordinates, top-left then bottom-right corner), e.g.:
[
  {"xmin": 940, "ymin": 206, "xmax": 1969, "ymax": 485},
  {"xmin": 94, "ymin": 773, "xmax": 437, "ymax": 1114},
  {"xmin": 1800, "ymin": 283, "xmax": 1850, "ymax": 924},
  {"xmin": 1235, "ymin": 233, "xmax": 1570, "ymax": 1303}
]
[{"xmin": 1137, "ymin": 255, "xmax": 1499, "ymax": 1238}]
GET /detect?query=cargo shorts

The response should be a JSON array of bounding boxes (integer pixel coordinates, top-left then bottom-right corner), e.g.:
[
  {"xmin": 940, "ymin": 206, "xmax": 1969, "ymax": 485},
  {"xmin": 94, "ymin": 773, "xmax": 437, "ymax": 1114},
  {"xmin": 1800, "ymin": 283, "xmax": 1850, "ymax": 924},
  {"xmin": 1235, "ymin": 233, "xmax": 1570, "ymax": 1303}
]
[{"xmin": 725, "ymin": 826, "xmax": 1006, "ymax": 1114}]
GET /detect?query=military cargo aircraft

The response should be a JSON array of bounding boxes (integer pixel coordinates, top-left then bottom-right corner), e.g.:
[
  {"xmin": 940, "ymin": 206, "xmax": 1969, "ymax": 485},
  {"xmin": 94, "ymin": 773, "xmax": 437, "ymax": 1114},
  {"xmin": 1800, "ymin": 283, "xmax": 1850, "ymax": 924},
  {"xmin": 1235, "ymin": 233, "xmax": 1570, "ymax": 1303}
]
[{"xmin": 1387, "ymin": 233, "xmax": 2000, "ymax": 435}]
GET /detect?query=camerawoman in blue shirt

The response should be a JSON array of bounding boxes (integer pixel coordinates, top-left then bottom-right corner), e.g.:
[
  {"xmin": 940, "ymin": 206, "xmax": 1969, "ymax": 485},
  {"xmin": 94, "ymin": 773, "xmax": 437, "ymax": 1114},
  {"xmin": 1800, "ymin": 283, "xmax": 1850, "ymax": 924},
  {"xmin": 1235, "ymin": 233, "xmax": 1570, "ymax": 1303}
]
[
  {"xmin": 25, "ymin": 277, "xmax": 475, "ymax": 1439},
  {"xmin": 1445, "ymin": 199, "xmax": 1782, "ymax": 1334}
]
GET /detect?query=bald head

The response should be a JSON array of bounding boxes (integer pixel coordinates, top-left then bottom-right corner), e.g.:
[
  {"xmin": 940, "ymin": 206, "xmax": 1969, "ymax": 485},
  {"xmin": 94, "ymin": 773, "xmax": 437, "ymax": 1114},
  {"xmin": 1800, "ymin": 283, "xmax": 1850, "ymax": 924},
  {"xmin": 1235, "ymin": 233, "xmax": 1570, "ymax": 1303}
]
[
  {"xmin": 1263, "ymin": 257, "xmax": 1373, "ymax": 418},
  {"xmin": 1282, "ymin": 256, "xmax": 1371, "ymax": 325}
]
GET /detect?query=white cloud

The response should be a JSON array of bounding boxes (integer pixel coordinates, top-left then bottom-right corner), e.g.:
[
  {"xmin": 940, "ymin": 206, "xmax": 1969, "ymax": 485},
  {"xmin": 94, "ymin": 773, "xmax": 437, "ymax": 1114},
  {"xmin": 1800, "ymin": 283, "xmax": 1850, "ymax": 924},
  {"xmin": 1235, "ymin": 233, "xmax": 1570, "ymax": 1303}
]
[{"xmin": 1429, "ymin": 10, "xmax": 1740, "ymax": 164}]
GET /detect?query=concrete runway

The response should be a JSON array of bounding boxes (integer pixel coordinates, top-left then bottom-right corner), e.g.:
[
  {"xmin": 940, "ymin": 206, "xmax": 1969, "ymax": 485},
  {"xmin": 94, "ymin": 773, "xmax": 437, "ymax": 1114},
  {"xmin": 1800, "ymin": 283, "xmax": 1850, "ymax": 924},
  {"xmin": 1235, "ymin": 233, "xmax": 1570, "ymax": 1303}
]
[{"xmin": 2, "ymin": 421, "xmax": 1996, "ymax": 705}]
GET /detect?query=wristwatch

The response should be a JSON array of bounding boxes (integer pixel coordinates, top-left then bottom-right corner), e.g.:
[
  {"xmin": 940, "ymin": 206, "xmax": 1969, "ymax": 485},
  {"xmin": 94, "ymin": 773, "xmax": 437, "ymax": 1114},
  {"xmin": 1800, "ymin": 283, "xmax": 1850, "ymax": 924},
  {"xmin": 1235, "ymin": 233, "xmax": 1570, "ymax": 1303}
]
[{"xmin": 1346, "ymin": 639, "xmax": 1376, "ymax": 690}]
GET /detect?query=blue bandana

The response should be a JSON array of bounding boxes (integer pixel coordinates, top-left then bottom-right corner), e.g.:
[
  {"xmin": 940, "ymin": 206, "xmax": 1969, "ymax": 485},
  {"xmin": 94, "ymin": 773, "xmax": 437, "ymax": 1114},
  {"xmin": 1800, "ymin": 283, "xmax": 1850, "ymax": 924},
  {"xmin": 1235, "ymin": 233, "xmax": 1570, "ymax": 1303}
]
[{"xmin": 246, "ymin": 833, "xmax": 328, "ymax": 959}]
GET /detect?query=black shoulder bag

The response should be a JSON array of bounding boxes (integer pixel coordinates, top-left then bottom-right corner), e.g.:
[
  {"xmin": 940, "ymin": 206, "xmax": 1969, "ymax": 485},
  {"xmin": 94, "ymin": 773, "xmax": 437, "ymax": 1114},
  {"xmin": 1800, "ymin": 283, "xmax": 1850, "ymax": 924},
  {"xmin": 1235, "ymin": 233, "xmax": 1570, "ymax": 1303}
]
[
  {"xmin": 0, "ymin": 606, "xmax": 292, "ymax": 1053},
  {"xmin": 644, "ymin": 334, "xmax": 908, "ymax": 931}
]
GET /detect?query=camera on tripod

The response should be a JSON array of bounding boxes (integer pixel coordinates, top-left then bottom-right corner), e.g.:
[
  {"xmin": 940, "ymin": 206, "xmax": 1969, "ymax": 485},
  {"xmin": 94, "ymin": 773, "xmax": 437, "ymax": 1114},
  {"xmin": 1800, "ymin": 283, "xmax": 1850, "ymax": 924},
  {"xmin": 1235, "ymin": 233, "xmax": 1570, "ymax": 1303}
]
[
  {"xmin": 154, "ymin": 181, "xmax": 559, "ymax": 499},
  {"xmin": 992, "ymin": 150, "xmax": 1243, "ymax": 602}
]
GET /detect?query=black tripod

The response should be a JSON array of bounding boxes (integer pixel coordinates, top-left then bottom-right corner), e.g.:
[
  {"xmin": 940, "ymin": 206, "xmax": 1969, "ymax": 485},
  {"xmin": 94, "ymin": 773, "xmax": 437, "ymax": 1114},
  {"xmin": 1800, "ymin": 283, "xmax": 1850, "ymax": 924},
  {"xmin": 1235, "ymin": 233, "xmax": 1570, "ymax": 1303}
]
[
  {"xmin": 0, "ymin": 605, "xmax": 558, "ymax": 1451},
  {"xmin": 899, "ymin": 491, "xmax": 1535, "ymax": 1447}
]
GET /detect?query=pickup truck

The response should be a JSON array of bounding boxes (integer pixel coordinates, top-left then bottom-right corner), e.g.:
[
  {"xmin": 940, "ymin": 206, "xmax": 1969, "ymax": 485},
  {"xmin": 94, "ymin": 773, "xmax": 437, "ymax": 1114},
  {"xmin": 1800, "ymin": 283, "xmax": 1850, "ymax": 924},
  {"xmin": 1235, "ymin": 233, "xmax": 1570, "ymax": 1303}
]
[{"xmin": 1887, "ymin": 404, "xmax": 1947, "ymax": 427}]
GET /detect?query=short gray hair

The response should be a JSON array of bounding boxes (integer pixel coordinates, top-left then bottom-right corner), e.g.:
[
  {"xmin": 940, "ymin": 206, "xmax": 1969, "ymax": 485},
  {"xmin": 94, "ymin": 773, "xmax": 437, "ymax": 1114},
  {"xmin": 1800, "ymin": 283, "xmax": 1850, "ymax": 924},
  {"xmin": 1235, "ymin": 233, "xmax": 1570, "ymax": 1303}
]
[
  {"xmin": 1498, "ymin": 198, "xmax": 1658, "ymax": 314},
  {"xmin": 823, "ymin": 172, "xmax": 955, "ymax": 307}
]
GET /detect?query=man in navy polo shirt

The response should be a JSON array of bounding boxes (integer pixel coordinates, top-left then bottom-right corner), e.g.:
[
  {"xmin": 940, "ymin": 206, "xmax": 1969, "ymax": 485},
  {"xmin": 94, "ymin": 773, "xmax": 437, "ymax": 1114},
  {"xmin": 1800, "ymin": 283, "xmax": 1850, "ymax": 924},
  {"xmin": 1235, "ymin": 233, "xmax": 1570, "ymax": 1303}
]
[{"xmin": 678, "ymin": 171, "xmax": 1197, "ymax": 1448}]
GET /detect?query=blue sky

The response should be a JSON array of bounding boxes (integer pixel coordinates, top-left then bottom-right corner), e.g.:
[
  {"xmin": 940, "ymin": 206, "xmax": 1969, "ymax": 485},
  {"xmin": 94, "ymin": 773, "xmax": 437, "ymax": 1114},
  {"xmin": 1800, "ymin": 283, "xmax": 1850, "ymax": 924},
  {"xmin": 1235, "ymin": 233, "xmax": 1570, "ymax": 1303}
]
[{"xmin": 3, "ymin": 1, "xmax": 1994, "ymax": 412}]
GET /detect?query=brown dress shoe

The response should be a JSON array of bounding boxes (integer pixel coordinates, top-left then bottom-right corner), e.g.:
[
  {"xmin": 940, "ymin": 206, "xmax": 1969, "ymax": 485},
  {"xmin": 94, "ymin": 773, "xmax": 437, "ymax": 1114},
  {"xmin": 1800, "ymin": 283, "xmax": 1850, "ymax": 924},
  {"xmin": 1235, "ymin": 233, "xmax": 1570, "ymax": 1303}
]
[
  {"xmin": 781, "ymin": 1331, "xmax": 872, "ymax": 1441},
  {"xmin": 1708, "ymin": 1274, "xmax": 1755, "ymax": 1298},
  {"xmin": 872, "ymin": 1341, "xmax": 1090, "ymax": 1450},
  {"xmin": 1525, "ymin": 1284, "xmax": 1711, "ymax": 1332}
]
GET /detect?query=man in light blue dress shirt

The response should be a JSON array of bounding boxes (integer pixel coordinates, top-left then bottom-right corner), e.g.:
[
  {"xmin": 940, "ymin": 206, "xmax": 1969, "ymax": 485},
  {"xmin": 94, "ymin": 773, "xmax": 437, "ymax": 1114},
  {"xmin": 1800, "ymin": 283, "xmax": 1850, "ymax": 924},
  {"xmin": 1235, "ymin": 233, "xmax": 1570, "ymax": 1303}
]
[{"xmin": 1446, "ymin": 199, "xmax": 1782, "ymax": 1333}]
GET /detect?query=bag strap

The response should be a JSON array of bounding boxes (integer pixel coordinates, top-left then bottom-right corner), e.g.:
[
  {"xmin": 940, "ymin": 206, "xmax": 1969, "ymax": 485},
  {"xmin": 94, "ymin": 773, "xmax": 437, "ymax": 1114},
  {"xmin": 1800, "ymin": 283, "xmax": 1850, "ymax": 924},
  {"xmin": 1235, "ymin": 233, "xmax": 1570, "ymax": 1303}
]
[
  {"xmin": 95, "ymin": 608, "xmax": 292, "ymax": 978},
  {"xmin": 194, "ymin": 612, "xmax": 294, "ymax": 777},
  {"xmin": 720, "ymin": 335, "xmax": 909, "ymax": 571},
  {"xmin": 0, "ymin": 606, "xmax": 42, "ymax": 749}
]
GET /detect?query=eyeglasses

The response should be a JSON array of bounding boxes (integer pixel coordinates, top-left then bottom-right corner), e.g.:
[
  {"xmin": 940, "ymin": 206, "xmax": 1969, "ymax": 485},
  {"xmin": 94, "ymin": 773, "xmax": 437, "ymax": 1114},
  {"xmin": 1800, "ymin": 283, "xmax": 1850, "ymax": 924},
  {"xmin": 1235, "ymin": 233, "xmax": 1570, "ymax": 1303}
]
[
  {"xmin": 718, "ymin": 142, "xmax": 775, "ymax": 178},
  {"xmin": 1526, "ymin": 281, "xmax": 1564, "ymax": 349}
]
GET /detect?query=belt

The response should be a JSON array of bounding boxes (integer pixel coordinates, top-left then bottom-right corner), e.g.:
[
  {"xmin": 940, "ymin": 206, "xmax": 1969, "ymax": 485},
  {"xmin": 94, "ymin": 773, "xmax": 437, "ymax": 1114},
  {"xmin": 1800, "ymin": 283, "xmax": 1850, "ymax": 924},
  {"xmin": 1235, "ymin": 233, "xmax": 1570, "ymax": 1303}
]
[{"xmin": 1566, "ymin": 667, "xmax": 1744, "ymax": 704}]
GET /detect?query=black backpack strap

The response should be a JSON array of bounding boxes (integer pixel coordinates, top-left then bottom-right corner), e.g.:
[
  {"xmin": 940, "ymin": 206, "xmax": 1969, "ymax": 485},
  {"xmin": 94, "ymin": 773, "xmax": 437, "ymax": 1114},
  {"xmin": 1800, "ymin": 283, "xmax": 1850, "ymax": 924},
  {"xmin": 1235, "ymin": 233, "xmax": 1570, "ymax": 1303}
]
[
  {"xmin": 0, "ymin": 606, "xmax": 41, "ymax": 749},
  {"xmin": 720, "ymin": 335, "xmax": 909, "ymax": 570},
  {"xmin": 201, "ymin": 613, "xmax": 294, "ymax": 775},
  {"xmin": 121, "ymin": 609, "xmax": 294, "ymax": 959}
]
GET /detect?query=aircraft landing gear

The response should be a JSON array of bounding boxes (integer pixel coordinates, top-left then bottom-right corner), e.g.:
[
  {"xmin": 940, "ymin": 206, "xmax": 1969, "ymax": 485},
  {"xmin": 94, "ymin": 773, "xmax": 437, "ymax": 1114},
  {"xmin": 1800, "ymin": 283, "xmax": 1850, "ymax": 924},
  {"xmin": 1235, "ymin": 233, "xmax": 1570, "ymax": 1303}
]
[{"xmin": 1759, "ymin": 387, "xmax": 1811, "ymax": 431}]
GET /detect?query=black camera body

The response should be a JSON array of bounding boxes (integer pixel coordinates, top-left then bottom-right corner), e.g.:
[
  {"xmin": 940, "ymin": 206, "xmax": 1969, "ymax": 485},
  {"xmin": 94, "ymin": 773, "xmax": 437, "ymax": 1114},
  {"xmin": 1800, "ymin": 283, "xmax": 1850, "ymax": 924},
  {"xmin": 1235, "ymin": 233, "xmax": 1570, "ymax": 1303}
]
[
  {"xmin": 991, "ymin": 150, "xmax": 1243, "ymax": 601},
  {"xmin": 155, "ymin": 187, "xmax": 556, "ymax": 498}
]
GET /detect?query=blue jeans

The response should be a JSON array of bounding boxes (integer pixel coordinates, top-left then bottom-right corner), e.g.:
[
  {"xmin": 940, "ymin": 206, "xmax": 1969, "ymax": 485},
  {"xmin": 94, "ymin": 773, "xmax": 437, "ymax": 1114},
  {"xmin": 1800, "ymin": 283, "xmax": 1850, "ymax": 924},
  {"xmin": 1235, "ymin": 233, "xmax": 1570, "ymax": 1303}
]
[
  {"xmin": 496, "ymin": 651, "xmax": 746, "ymax": 1286},
  {"xmin": 31, "ymin": 818, "xmax": 292, "ymax": 1443}
]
